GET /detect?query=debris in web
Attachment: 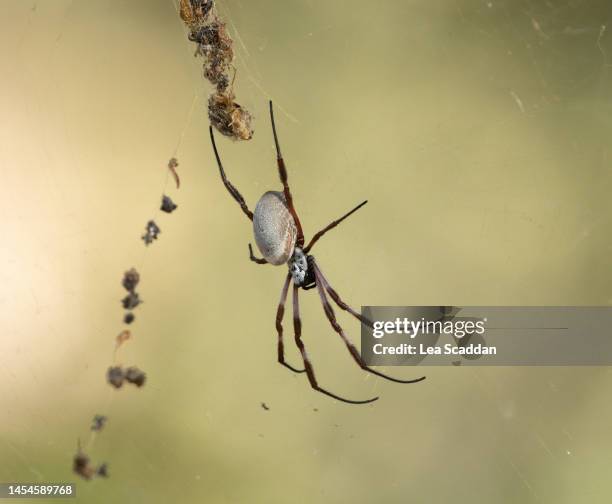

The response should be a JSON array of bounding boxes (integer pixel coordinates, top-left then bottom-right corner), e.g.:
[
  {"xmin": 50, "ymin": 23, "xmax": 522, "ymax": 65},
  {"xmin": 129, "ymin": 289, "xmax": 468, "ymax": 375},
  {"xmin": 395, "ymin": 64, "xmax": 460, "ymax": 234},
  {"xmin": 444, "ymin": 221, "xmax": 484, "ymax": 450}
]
[
  {"xmin": 179, "ymin": 0, "xmax": 254, "ymax": 140},
  {"xmin": 75, "ymin": 2, "xmax": 208, "ymax": 480},
  {"xmin": 73, "ymin": 451, "xmax": 95, "ymax": 480},
  {"xmin": 141, "ymin": 220, "xmax": 161, "ymax": 245},
  {"xmin": 90, "ymin": 415, "xmax": 108, "ymax": 432},
  {"xmin": 120, "ymin": 268, "xmax": 142, "ymax": 326},
  {"xmin": 115, "ymin": 330, "xmax": 131, "ymax": 349},
  {"xmin": 125, "ymin": 366, "xmax": 147, "ymax": 387},
  {"xmin": 122, "ymin": 292, "xmax": 141, "ymax": 310},
  {"xmin": 106, "ymin": 365, "xmax": 147, "ymax": 389},
  {"xmin": 161, "ymin": 195, "xmax": 178, "ymax": 213},
  {"xmin": 73, "ymin": 442, "xmax": 109, "ymax": 481},
  {"xmin": 122, "ymin": 268, "xmax": 140, "ymax": 293},
  {"xmin": 96, "ymin": 463, "xmax": 109, "ymax": 478},
  {"xmin": 168, "ymin": 157, "xmax": 180, "ymax": 188},
  {"xmin": 107, "ymin": 366, "xmax": 125, "ymax": 389},
  {"xmin": 208, "ymin": 91, "xmax": 253, "ymax": 141}
]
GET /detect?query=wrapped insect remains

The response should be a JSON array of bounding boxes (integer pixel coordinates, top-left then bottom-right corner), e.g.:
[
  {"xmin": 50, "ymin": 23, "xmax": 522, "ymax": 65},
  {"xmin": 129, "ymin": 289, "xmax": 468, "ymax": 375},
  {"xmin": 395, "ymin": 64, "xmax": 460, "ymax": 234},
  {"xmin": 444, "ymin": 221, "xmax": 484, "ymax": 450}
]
[
  {"xmin": 168, "ymin": 157, "xmax": 180, "ymax": 189},
  {"xmin": 161, "ymin": 195, "xmax": 178, "ymax": 213},
  {"xmin": 106, "ymin": 365, "xmax": 147, "ymax": 389},
  {"xmin": 121, "ymin": 268, "xmax": 142, "ymax": 325},
  {"xmin": 208, "ymin": 92, "xmax": 253, "ymax": 141},
  {"xmin": 73, "ymin": 443, "xmax": 109, "ymax": 480},
  {"xmin": 90, "ymin": 415, "xmax": 107, "ymax": 432},
  {"xmin": 141, "ymin": 220, "xmax": 161, "ymax": 245},
  {"xmin": 179, "ymin": 0, "xmax": 253, "ymax": 140}
]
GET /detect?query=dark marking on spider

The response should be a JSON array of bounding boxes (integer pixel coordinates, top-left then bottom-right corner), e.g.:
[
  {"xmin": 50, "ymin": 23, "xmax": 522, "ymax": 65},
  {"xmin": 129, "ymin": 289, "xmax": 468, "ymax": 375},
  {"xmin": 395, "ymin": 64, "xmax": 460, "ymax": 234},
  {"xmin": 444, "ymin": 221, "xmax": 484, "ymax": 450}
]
[{"xmin": 209, "ymin": 101, "xmax": 426, "ymax": 404}]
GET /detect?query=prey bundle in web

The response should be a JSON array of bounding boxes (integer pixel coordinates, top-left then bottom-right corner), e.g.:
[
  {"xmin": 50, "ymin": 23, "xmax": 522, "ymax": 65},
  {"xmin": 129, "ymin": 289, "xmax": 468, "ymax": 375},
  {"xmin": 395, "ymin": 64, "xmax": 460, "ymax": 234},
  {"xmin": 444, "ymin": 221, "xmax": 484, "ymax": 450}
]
[{"xmin": 179, "ymin": 0, "xmax": 254, "ymax": 140}]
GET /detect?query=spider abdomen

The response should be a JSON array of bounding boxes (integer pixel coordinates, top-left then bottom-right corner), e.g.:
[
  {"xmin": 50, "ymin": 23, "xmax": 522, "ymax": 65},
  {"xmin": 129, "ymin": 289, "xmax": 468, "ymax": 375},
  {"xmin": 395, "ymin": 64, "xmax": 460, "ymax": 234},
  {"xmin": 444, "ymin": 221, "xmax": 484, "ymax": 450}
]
[{"xmin": 253, "ymin": 191, "xmax": 297, "ymax": 265}]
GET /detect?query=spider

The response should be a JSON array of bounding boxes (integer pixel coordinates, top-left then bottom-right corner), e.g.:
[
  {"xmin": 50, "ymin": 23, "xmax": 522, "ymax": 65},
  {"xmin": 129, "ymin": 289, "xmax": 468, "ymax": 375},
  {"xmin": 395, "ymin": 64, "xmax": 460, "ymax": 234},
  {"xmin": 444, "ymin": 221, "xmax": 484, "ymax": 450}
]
[{"xmin": 209, "ymin": 101, "xmax": 425, "ymax": 404}]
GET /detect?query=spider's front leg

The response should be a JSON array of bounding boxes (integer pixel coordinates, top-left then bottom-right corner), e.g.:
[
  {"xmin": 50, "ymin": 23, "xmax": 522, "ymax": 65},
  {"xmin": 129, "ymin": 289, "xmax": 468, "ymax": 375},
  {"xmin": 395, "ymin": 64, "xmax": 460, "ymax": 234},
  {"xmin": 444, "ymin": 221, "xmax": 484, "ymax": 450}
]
[
  {"xmin": 268, "ymin": 101, "xmax": 305, "ymax": 247},
  {"xmin": 209, "ymin": 126, "xmax": 254, "ymax": 221},
  {"xmin": 248, "ymin": 244, "xmax": 267, "ymax": 264}
]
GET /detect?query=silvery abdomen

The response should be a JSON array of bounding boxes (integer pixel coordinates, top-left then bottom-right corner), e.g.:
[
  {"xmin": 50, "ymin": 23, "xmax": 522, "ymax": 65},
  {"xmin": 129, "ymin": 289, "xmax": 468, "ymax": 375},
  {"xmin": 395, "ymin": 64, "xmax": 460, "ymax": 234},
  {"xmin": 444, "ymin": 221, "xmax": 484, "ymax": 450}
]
[{"xmin": 253, "ymin": 191, "xmax": 297, "ymax": 265}]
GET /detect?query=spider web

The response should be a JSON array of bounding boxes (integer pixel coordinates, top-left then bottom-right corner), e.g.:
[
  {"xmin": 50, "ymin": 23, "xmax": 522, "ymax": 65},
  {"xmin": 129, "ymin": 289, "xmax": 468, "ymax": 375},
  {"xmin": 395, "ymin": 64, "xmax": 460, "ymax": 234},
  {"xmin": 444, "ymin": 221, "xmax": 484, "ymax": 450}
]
[{"xmin": 1, "ymin": 1, "xmax": 611, "ymax": 503}]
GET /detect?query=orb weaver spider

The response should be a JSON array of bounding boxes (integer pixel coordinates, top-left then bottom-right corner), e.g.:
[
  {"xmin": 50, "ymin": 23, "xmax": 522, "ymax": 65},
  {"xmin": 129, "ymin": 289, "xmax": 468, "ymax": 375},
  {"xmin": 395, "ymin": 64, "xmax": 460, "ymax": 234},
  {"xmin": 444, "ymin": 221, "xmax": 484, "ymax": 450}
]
[{"xmin": 209, "ymin": 102, "xmax": 425, "ymax": 404}]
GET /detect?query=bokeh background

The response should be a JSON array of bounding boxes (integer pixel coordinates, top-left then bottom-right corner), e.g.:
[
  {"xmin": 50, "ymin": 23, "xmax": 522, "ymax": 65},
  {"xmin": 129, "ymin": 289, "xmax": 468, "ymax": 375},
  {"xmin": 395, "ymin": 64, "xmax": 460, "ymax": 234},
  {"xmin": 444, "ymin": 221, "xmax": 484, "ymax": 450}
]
[{"xmin": 1, "ymin": 1, "xmax": 612, "ymax": 502}]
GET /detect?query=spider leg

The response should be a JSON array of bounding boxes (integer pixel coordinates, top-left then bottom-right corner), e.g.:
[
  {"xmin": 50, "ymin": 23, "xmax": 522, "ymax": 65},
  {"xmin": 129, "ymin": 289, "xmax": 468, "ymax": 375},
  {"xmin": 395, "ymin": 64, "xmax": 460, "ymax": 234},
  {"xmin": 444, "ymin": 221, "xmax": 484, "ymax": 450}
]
[
  {"xmin": 209, "ymin": 126, "xmax": 254, "ymax": 221},
  {"xmin": 269, "ymin": 101, "xmax": 305, "ymax": 247},
  {"xmin": 313, "ymin": 267, "xmax": 426, "ymax": 385},
  {"xmin": 304, "ymin": 200, "xmax": 368, "ymax": 253},
  {"xmin": 248, "ymin": 244, "xmax": 267, "ymax": 264},
  {"xmin": 276, "ymin": 274, "xmax": 305, "ymax": 373},
  {"xmin": 292, "ymin": 284, "xmax": 378, "ymax": 404},
  {"xmin": 312, "ymin": 260, "xmax": 371, "ymax": 327}
]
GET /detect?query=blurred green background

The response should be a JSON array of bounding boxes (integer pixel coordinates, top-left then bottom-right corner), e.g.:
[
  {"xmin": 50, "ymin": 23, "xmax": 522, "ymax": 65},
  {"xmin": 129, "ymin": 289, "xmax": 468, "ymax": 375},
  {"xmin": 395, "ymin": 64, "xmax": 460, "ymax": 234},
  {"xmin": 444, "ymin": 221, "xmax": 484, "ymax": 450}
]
[{"xmin": 1, "ymin": 1, "xmax": 612, "ymax": 502}]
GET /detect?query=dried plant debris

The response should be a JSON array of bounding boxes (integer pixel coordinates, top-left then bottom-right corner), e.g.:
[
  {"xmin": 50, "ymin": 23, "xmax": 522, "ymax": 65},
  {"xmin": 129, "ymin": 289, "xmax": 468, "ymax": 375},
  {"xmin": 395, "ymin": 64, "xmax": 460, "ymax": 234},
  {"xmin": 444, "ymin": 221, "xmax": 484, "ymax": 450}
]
[
  {"xmin": 178, "ymin": 0, "xmax": 253, "ymax": 140},
  {"xmin": 116, "ymin": 330, "xmax": 131, "ymax": 349},
  {"xmin": 180, "ymin": 0, "xmax": 214, "ymax": 25},
  {"xmin": 124, "ymin": 367, "xmax": 147, "ymax": 387},
  {"xmin": 122, "ymin": 292, "xmax": 141, "ymax": 310},
  {"xmin": 141, "ymin": 220, "xmax": 161, "ymax": 245},
  {"xmin": 208, "ymin": 92, "xmax": 253, "ymax": 141},
  {"xmin": 91, "ymin": 415, "xmax": 108, "ymax": 432},
  {"xmin": 122, "ymin": 268, "xmax": 140, "ymax": 293},
  {"xmin": 73, "ymin": 448, "xmax": 108, "ymax": 481},
  {"xmin": 106, "ymin": 366, "xmax": 147, "ymax": 389},
  {"xmin": 73, "ymin": 452, "xmax": 95, "ymax": 480},
  {"xmin": 121, "ymin": 269, "xmax": 141, "ymax": 324},
  {"xmin": 96, "ymin": 463, "xmax": 109, "ymax": 478},
  {"xmin": 191, "ymin": 22, "xmax": 233, "ymax": 89},
  {"xmin": 161, "ymin": 195, "xmax": 178, "ymax": 214},
  {"xmin": 107, "ymin": 366, "xmax": 125, "ymax": 389},
  {"xmin": 168, "ymin": 157, "xmax": 180, "ymax": 189}
]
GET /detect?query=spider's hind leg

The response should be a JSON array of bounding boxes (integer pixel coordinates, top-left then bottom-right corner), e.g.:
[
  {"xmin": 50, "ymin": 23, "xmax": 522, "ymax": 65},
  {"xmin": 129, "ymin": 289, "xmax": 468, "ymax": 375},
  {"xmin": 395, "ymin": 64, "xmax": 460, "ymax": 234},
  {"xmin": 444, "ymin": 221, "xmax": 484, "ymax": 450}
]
[
  {"xmin": 276, "ymin": 274, "xmax": 304, "ymax": 374},
  {"xmin": 291, "ymin": 285, "xmax": 378, "ymax": 405},
  {"xmin": 312, "ymin": 263, "xmax": 426, "ymax": 385}
]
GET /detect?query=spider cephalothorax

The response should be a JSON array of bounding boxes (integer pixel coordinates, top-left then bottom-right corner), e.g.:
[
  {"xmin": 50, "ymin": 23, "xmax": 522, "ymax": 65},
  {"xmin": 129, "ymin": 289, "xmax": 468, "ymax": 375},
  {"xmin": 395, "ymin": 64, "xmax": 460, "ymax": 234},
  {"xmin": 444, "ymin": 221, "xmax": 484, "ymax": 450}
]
[
  {"xmin": 209, "ymin": 101, "xmax": 426, "ymax": 404},
  {"xmin": 288, "ymin": 248, "xmax": 316, "ymax": 289}
]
